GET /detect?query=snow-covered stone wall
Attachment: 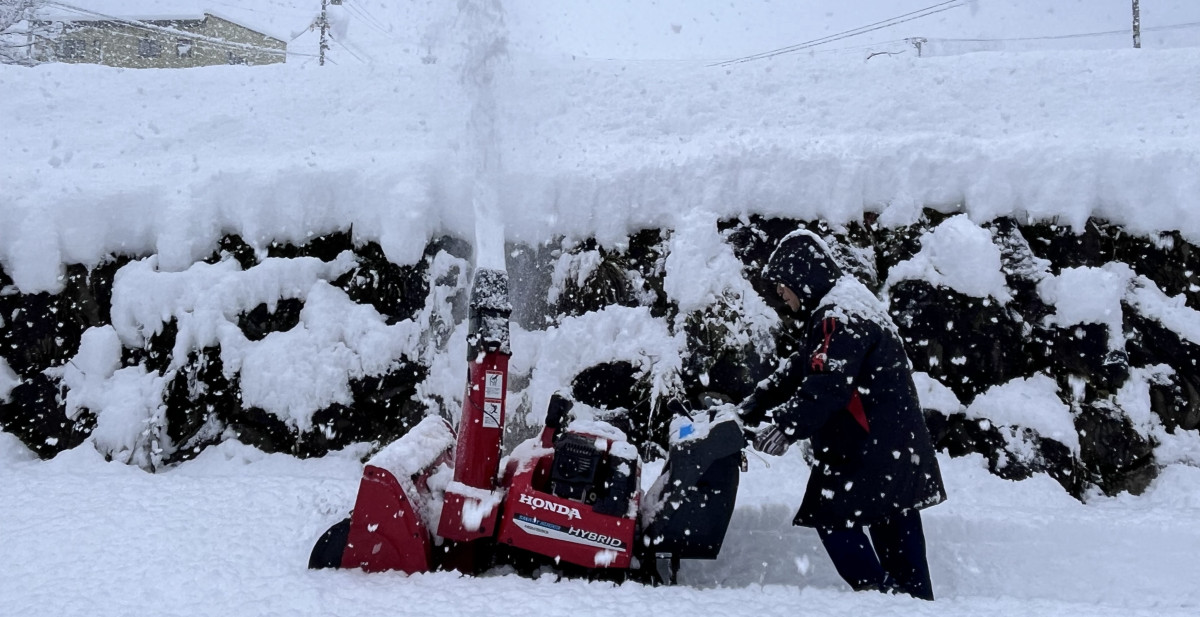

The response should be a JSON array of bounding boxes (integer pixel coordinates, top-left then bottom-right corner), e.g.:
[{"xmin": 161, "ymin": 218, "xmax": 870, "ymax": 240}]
[{"xmin": 3, "ymin": 212, "xmax": 1198, "ymax": 499}]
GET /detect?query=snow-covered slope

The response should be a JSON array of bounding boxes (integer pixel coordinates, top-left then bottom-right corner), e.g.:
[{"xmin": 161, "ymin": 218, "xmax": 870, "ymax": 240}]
[{"xmin": 3, "ymin": 48, "xmax": 1198, "ymax": 292}]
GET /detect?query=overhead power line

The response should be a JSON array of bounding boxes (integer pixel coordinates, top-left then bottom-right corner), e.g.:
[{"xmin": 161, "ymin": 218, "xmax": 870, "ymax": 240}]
[
  {"xmin": 343, "ymin": 0, "xmax": 392, "ymax": 35},
  {"xmin": 712, "ymin": 0, "xmax": 965, "ymax": 67},
  {"xmin": 928, "ymin": 20, "xmax": 1200, "ymax": 44},
  {"xmin": 342, "ymin": 6, "xmax": 389, "ymax": 36},
  {"xmin": 1149, "ymin": 20, "xmax": 1200, "ymax": 32},
  {"xmin": 329, "ymin": 36, "xmax": 366, "ymax": 63},
  {"xmin": 329, "ymin": 28, "xmax": 376, "ymax": 64}
]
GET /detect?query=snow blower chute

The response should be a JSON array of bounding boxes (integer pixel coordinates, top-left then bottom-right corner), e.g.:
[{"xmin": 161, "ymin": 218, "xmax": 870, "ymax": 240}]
[{"xmin": 309, "ymin": 267, "xmax": 746, "ymax": 583}]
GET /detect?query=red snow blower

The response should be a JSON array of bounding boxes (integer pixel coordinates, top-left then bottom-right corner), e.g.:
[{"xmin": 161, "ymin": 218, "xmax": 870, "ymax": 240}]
[{"xmin": 309, "ymin": 268, "xmax": 745, "ymax": 584}]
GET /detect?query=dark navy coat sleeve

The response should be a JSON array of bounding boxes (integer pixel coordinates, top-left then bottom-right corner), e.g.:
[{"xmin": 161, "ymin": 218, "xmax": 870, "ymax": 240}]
[{"xmin": 739, "ymin": 352, "xmax": 803, "ymax": 425}]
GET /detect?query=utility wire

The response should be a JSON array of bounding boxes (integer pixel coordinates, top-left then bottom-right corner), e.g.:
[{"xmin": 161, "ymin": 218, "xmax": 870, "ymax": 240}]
[
  {"xmin": 330, "ymin": 29, "xmax": 377, "ymax": 64},
  {"xmin": 713, "ymin": 1, "xmax": 962, "ymax": 66},
  {"xmin": 723, "ymin": 3, "xmax": 964, "ymax": 64},
  {"xmin": 1150, "ymin": 20, "xmax": 1200, "ymax": 32},
  {"xmin": 928, "ymin": 20, "xmax": 1200, "ymax": 43},
  {"xmin": 712, "ymin": 0, "xmax": 964, "ymax": 66},
  {"xmin": 339, "ymin": 2, "xmax": 390, "ymax": 36},
  {"xmin": 343, "ymin": 0, "xmax": 392, "ymax": 35},
  {"xmin": 808, "ymin": 38, "xmax": 912, "ymax": 55},
  {"xmin": 329, "ymin": 35, "xmax": 367, "ymax": 63}
]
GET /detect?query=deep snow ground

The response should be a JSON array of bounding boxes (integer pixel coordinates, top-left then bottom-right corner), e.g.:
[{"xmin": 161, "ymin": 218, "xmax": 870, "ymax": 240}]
[{"xmin": 4, "ymin": 432, "xmax": 1199, "ymax": 617}]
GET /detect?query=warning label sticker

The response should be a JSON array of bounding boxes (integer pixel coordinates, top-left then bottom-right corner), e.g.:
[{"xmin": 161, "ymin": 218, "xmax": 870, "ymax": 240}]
[
  {"xmin": 485, "ymin": 371, "xmax": 504, "ymax": 400},
  {"xmin": 482, "ymin": 401, "xmax": 502, "ymax": 428}
]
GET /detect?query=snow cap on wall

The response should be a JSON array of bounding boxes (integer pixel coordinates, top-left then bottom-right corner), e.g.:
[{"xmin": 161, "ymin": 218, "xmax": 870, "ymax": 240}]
[{"xmin": 886, "ymin": 215, "xmax": 1013, "ymax": 303}]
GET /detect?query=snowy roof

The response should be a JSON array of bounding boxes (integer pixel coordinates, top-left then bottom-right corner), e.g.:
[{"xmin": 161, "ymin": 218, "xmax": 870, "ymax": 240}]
[{"xmin": 35, "ymin": 1, "xmax": 315, "ymax": 42}]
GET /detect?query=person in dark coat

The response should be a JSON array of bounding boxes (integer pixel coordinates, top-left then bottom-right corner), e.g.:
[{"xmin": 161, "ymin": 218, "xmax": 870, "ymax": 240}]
[{"xmin": 738, "ymin": 229, "xmax": 947, "ymax": 600}]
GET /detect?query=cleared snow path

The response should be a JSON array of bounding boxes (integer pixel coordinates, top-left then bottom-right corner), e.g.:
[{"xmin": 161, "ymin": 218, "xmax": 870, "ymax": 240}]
[{"xmin": 4, "ymin": 434, "xmax": 1198, "ymax": 617}]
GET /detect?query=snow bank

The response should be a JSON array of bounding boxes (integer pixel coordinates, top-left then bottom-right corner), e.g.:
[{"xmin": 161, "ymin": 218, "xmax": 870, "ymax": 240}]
[
  {"xmin": 1127, "ymin": 275, "xmax": 1200, "ymax": 345},
  {"xmin": 368, "ymin": 414, "xmax": 454, "ymax": 479},
  {"xmin": 0, "ymin": 356, "xmax": 17, "ymax": 402},
  {"xmin": 512, "ymin": 306, "xmax": 681, "ymax": 426},
  {"xmin": 914, "ymin": 371, "xmax": 963, "ymax": 415},
  {"xmin": 0, "ymin": 429, "xmax": 36, "ymax": 463},
  {"xmin": 102, "ymin": 253, "xmax": 425, "ymax": 431},
  {"xmin": 886, "ymin": 215, "xmax": 1012, "ymax": 303},
  {"xmin": 964, "ymin": 374, "xmax": 1079, "ymax": 453},
  {"xmin": 1038, "ymin": 264, "xmax": 1132, "ymax": 348},
  {"xmin": 663, "ymin": 210, "xmax": 778, "ymax": 357}
]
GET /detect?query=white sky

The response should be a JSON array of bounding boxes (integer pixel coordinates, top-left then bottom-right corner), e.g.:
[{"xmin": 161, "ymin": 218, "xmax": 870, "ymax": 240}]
[
  {"xmin": 503, "ymin": 0, "xmax": 1200, "ymax": 60},
  {"xmin": 36, "ymin": 1, "xmax": 1200, "ymax": 60}
]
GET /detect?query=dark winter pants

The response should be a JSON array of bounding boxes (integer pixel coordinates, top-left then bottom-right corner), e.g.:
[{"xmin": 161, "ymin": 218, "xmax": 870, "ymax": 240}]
[{"xmin": 816, "ymin": 509, "xmax": 934, "ymax": 600}]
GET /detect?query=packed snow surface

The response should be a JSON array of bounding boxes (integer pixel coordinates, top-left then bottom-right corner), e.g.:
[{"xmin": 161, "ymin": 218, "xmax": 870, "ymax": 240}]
[{"xmin": 5, "ymin": 435, "xmax": 1200, "ymax": 616}]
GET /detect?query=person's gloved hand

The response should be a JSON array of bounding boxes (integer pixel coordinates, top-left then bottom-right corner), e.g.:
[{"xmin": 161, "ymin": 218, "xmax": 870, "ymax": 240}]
[
  {"xmin": 737, "ymin": 393, "xmax": 764, "ymax": 427},
  {"xmin": 753, "ymin": 423, "xmax": 789, "ymax": 456}
]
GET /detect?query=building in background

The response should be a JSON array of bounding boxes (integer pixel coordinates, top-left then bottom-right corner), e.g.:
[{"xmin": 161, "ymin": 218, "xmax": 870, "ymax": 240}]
[{"xmin": 30, "ymin": 12, "xmax": 285, "ymax": 68}]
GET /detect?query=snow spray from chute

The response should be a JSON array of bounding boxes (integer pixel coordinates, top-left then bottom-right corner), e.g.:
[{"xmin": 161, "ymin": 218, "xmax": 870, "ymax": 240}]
[
  {"xmin": 461, "ymin": 0, "xmax": 507, "ymax": 272},
  {"xmin": 309, "ymin": 4, "xmax": 518, "ymax": 571},
  {"xmin": 312, "ymin": 3, "xmax": 518, "ymax": 572},
  {"xmin": 437, "ymin": 0, "xmax": 513, "ymax": 544}
]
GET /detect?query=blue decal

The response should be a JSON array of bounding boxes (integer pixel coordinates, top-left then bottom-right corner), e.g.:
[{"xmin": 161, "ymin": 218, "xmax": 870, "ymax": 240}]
[{"xmin": 515, "ymin": 513, "xmax": 563, "ymax": 532}]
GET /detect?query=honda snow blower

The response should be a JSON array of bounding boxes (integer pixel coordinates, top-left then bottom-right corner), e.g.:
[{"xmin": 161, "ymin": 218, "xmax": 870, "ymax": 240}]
[{"xmin": 308, "ymin": 268, "xmax": 745, "ymax": 584}]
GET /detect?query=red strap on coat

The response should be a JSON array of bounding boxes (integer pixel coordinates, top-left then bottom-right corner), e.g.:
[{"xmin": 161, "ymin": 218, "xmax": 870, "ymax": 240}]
[
  {"xmin": 810, "ymin": 317, "xmax": 869, "ymax": 433},
  {"xmin": 848, "ymin": 391, "xmax": 869, "ymax": 433},
  {"xmin": 810, "ymin": 317, "xmax": 837, "ymax": 372}
]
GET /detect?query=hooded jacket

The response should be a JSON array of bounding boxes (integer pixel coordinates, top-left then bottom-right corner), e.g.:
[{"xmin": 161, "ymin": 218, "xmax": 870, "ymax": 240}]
[{"xmin": 746, "ymin": 230, "xmax": 946, "ymax": 529}]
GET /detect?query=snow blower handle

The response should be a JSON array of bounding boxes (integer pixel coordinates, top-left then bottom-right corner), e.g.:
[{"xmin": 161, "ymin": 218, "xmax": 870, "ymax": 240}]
[
  {"xmin": 540, "ymin": 392, "xmax": 574, "ymax": 449},
  {"xmin": 665, "ymin": 397, "xmax": 693, "ymax": 420}
]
